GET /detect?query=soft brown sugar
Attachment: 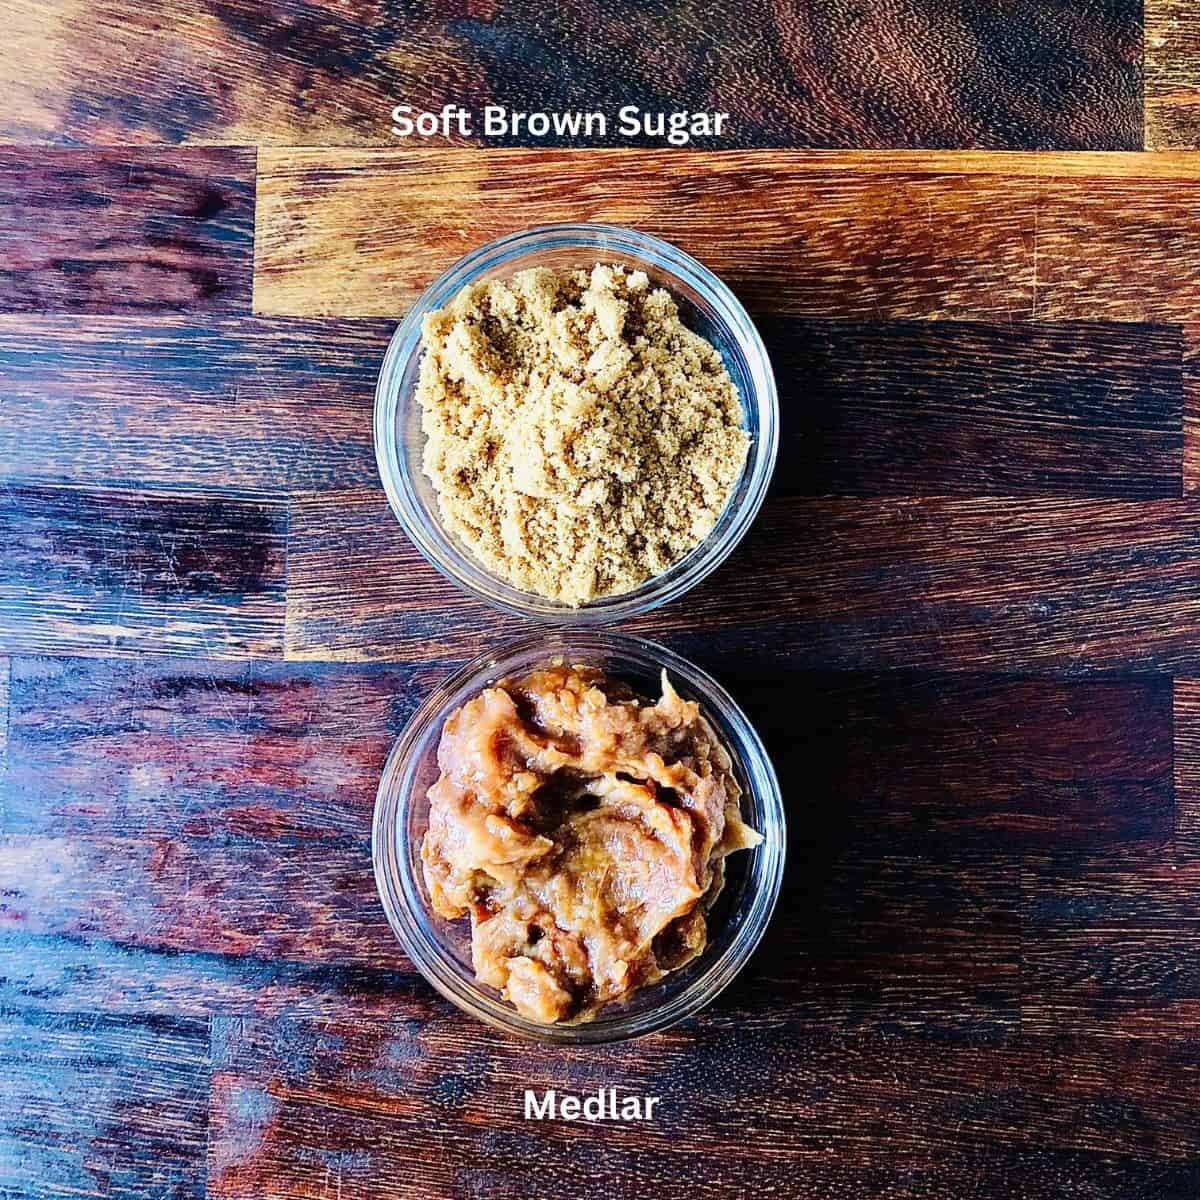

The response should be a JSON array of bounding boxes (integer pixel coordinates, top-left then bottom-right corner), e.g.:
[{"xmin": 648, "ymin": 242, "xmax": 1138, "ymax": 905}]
[{"xmin": 416, "ymin": 263, "xmax": 749, "ymax": 605}]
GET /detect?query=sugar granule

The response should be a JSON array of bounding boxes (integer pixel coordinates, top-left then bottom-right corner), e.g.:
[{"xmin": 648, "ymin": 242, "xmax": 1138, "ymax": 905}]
[{"xmin": 417, "ymin": 263, "xmax": 749, "ymax": 605}]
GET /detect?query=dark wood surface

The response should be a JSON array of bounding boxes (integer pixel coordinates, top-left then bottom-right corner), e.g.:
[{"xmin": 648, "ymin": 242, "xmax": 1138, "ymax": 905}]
[
  {"xmin": 5, "ymin": 8, "xmax": 1200, "ymax": 1200},
  {"xmin": 0, "ymin": 0, "xmax": 1141, "ymax": 150},
  {"xmin": 0, "ymin": 149, "xmax": 255, "ymax": 314}
]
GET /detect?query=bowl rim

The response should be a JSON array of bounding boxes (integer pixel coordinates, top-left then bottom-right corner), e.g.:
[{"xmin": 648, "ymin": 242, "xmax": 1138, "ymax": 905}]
[
  {"xmin": 373, "ymin": 222, "xmax": 780, "ymax": 624},
  {"xmin": 371, "ymin": 629, "xmax": 787, "ymax": 1044}
]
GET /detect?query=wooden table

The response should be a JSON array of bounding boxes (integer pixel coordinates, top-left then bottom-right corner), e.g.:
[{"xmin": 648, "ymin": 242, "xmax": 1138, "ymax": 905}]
[{"xmin": 3, "ymin": 4, "xmax": 1200, "ymax": 1198}]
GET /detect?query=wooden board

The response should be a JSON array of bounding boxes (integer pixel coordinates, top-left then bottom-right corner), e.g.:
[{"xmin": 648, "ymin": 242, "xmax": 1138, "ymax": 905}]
[
  {"xmin": 1147, "ymin": 0, "xmax": 1200, "ymax": 149},
  {"xmin": 255, "ymin": 148, "xmax": 1042, "ymax": 319},
  {"xmin": 5, "ymin": 10, "xmax": 1200, "ymax": 1194},
  {"xmin": 0, "ymin": 316, "xmax": 390, "ymax": 494},
  {"xmin": 256, "ymin": 149, "xmax": 1200, "ymax": 322},
  {"xmin": 285, "ymin": 491, "xmax": 1200, "ymax": 670},
  {"xmin": 0, "ymin": 1009, "xmax": 210, "ymax": 1198},
  {"xmin": 7, "ymin": 150, "xmax": 1200, "ymax": 1198},
  {"xmin": 0, "ymin": 484, "xmax": 286, "ymax": 658},
  {"xmin": 1174, "ymin": 678, "xmax": 1200, "ymax": 849},
  {"xmin": 0, "ymin": 0, "xmax": 1141, "ymax": 149},
  {"xmin": 8, "ymin": 311, "xmax": 1180, "ymax": 500},
  {"xmin": 767, "ymin": 319, "xmax": 1183, "ymax": 499},
  {"xmin": 204, "ymin": 1015, "xmax": 1200, "ymax": 1200},
  {"xmin": 0, "ymin": 148, "xmax": 254, "ymax": 314}
]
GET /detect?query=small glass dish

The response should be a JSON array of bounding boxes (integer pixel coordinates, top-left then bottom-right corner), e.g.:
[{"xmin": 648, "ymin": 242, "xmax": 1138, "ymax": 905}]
[
  {"xmin": 373, "ymin": 223, "xmax": 779, "ymax": 622},
  {"xmin": 372, "ymin": 630, "xmax": 786, "ymax": 1044}
]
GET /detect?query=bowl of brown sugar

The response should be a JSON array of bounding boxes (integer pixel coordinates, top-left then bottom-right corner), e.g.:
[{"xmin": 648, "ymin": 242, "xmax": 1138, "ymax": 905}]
[{"xmin": 374, "ymin": 224, "xmax": 778, "ymax": 621}]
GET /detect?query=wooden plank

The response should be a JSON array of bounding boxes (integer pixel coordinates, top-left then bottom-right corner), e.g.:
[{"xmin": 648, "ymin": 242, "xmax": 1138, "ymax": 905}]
[
  {"xmin": 205, "ymin": 1015, "xmax": 994, "ymax": 1200},
  {"xmin": 758, "ymin": 850, "xmax": 1018, "ymax": 1032},
  {"xmin": 1173, "ymin": 679, "xmax": 1200, "ymax": 850},
  {"xmin": 1020, "ymin": 856, "xmax": 1200, "ymax": 1039},
  {"xmin": 0, "ymin": 655, "xmax": 435, "ymax": 840},
  {"xmin": 1035, "ymin": 160, "xmax": 1200, "ymax": 320},
  {"xmin": 771, "ymin": 320, "xmax": 1183, "ymax": 498},
  {"xmin": 206, "ymin": 1014, "xmax": 1198, "ymax": 1200},
  {"xmin": 1, "ymin": 655, "xmax": 1038, "ymax": 1031},
  {"xmin": 0, "ymin": 832, "xmax": 408, "ymax": 971},
  {"xmin": 209, "ymin": 1139, "xmax": 1200, "ymax": 1200},
  {"xmin": 1184, "ymin": 323, "xmax": 1200, "ymax": 493},
  {"xmin": 0, "ymin": 484, "xmax": 285, "ymax": 659},
  {"xmin": 0, "ymin": 1, "xmax": 1140, "ymax": 149},
  {"xmin": 0, "ymin": 847, "xmax": 1015, "ymax": 1034},
  {"xmin": 0, "ymin": 839, "xmax": 1013, "ymax": 1031},
  {"xmin": 0, "ymin": 147, "xmax": 254, "ymax": 314},
  {"xmin": 1146, "ymin": 0, "xmax": 1200, "ymax": 150},
  {"xmin": 3, "ymin": 314, "xmax": 1176, "ymax": 500},
  {"xmin": 286, "ymin": 492, "xmax": 1200, "ymax": 671},
  {"xmin": 0, "ymin": 655, "xmax": 418, "ymax": 1009},
  {"xmin": 0, "ymin": 0, "xmax": 475, "ymax": 146},
  {"xmin": 255, "ymin": 150, "xmax": 1200, "ymax": 326},
  {"xmin": 0, "ymin": 930, "xmax": 427, "ymax": 1021},
  {"xmin": 742, "ymin": 672, "xmax": 1173, "ymax": 855},
  {"xmin": 0, "ymin": 1009, "xmax": 208, "ymax": 1199},
  {"xmin": 1011, "ymin": 1038, "xmax": 1200, "ymax": 1163},
  {"xmin": 640, "ymin": 497, "xmax": 1200, "ymax": 673},
  {"xmin": 0, "ymin": 316, "xmax": 390, "ymax": 495},
  {"xmin": 254, "ymin": 148, "xmax": 1039, "ymax": 319}
]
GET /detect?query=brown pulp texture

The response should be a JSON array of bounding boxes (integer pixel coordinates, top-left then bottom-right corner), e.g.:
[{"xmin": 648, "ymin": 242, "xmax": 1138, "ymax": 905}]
[
  {"xmin": 420, "ymin": 663, "xmax": 762, "ymax": 1025},
  {"xmin": 416, "ymin": 264, "xmax": 750, "ymax": 606}
]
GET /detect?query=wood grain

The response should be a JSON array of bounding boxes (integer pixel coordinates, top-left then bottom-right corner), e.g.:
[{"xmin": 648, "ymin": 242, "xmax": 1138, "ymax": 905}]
[
  {"xmin": 758, "ymin": 849, "xmax": 1018, "ymax": 1032},
  {"xmin": 0, "ymin": 847, "xmax": 1016, "ymax": 1036},
  {"xmin": 0, "ymin": 853, "xmax": 1014, "ymax": 1036},
  {"xmin": 771, "ymin": 320, "xmax": 1183, "ymax": 497},
  {"xmin": 1147, "ymin": 0, "xmax": 1200, "ymax": 149},
  {"xmin": 1173, "ymin": 678, "xmax": 1200, "ymax": 850},
  {"xmin": 0, "ymin": 1009, "xmax": 209, "ymax": 1199},
  {"xmin": 1183, "ymin": 322, "xmax": 1200, "ymax": 493},
  {"xmin": 0, "ymin": 484, "xmax": 285, "ymax": 659},
  {"xmin": 0, "ymin": 316, "xmax": 389, "ymax": 494},
  {"xmin": 1, "ymin": 101, "xmax": 1197, "ymax": 1200},
  {"xmin": 205, "ymin": 1013, "xmax": 1199, "ymax": 1200},
  {"xmin": 4, "ymin": 655, "xmax": 1096, "ymax": 1032},
  {"xmin": 206, "ymin": 1014, "xmax": 1016, "ymax": 1200},
  {"xmin": 0, "ymin": 832, "xmax": 405, "ymax": 970},
  {"xmin": 0, "ymin": 147, "xmax": 254, "ymax": 314},
  {"xmin": 1035, "ymin": 161, "xmax": 1200, "ymax": 320},
  {"xmin": 0, "ymin": 930, "xmax": 426, "ymax": 1021},
  {"xmin": 4, "ymin": 313, "xmax": 1176, "ymax": 501},
  {"xmin": 254, "ymin": 148, "xmax": 1039, "ymax": 319},
  {"xmin": 1020, "ymin": 856, "xmax": 1200, "ymax": 1039},
  {"xmin": 0, "ymin": 0, "xmax": 1140, "ymax": 149},
  {"xmin": 0, "ymin": 654, "xmax": 434, "ymax": 840},
  {"xmin": 286, "ymin": 491, "xmax": 1200, "ymax": 671},
  {"xmin": 741, "ymin": 672, "xmax": 1174, "ymax": 854},
  {"xmin": 255, "ymin": 149, "xmax": 1200, "ymax": 324},
  {"xmin": 0, "ymin": 843, "xmax": 1013, "ymax": 1034},
  {"xmin": 1, "ymin": 656, "xmax": 1175, "ymax": 1050}
]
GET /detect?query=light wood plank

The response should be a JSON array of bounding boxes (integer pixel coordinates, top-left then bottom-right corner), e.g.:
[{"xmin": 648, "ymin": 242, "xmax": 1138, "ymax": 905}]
[{"xmin": 254, "ymin": 148, "xmax": 1039, "ymax": 319}]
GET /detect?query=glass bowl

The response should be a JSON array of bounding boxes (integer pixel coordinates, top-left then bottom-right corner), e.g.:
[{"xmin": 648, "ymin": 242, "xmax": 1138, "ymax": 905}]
[
  {"xmin": 371, "ymin": 630, "xmax": 786, "ymax": 1044},
  {"xmin": 373, "ymin": 223, "xmax": 779, "ymax": 622}
]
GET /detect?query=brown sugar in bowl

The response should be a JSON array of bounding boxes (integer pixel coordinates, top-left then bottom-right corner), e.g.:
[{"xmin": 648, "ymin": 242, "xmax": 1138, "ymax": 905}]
[{"xmin": 373, "ymin": 224, "xmax": 779, "ymax": 624}]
